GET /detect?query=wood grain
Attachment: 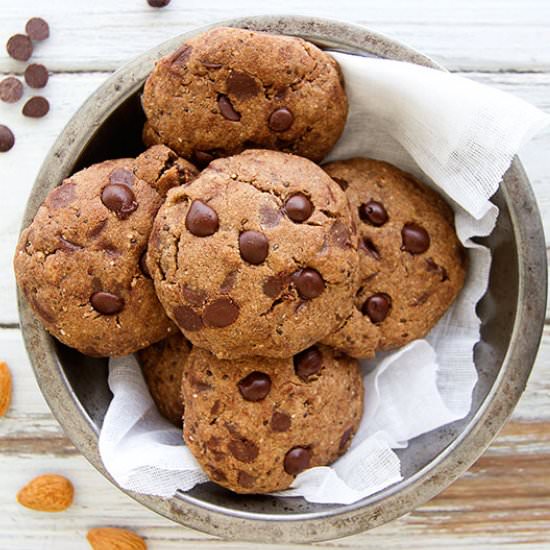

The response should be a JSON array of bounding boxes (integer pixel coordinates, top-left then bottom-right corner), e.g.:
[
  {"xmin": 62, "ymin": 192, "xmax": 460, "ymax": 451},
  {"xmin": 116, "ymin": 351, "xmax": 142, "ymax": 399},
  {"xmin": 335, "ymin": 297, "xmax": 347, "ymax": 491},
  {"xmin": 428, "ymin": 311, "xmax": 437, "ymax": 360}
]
[{"xmin": 0, "ymin": 1, "xmax": 549, "ymax": 547}]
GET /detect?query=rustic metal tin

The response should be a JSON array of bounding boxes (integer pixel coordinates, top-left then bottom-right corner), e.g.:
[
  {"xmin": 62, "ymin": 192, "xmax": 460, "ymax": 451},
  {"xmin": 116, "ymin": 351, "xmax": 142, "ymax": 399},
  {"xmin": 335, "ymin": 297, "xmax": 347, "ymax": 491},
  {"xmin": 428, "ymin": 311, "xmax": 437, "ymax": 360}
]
[{"xmin": 17, "ymin": 15, "xmax": 547, "ymax": 543}]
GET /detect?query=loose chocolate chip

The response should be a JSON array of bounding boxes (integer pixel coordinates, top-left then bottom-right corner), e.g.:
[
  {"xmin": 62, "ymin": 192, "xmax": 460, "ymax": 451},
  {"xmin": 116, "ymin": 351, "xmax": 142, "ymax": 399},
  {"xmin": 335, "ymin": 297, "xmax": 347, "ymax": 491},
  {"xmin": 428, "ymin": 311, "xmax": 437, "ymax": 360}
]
[
  {"xmin": 0, "ymin": 77, "xmax": 23, "ymax": 103},
  {"xmin": 339, "ymin": 427, "xmax": 354, "ymax": 451},
  {"xmin": 238, "ymin": 371, "xmax": 271, "ymax": 401},
  {"xmin": 101, "ymin": 183, "xmax": 138, "ymax": 219},
  {"xmin": 185, "ymin": 200, "xmax": 219, "ymax": 237},
  {"xmin": 331, "ymin": 176, "xmax": 348, "ymax": 191},
  {"xmin": 271, "ymin": 411, "xmax": 291, "ymax": 432},
  {"xmin": 0, "ymin": 125, "xmax": 15, "ymax": 153},
  {"xmin": 25, "ymin": 17, "xmax": 50, "ymax": 41},
  {"xmin": 24, "ymin": 64, "xmax": 49, "ymax": 88},
  {"xmin": 402, "ymin": 223, "xmax": 430, "ymax": 254},
  {"xmin": 226, "ymin": 71, "xmax": 259, "ymax": 100},
  {"xmin": 203, "ymin": 297, "xmax": 240, "ymax": 328},
  {"xmin": 139, "ymin": 251, "xmax": 150, "ymax": 278},
  {"xmin": 292, "ymin": 268, "xmax": 325, "ymax": 299},
  {"xmin": 22, "ymin": 96, "xmax": 50, "ymax": 118},
  {"xmin": 237, "ymin": 470, "xmax": 256, "ymax": 488},
  {"xmin": 294, "ymin": 346, "xmax": 323, "ymax": 381},
  {"xmin": 425, "ymin": 258, "xmax": 449, "ymax": 281},
  {"xmin": 284, "ymin": 193, "xmax": 313, "ymax": 223},
  {"xmin": 359, "ymin": 238, "xmax": 380, "ymax": 260},
  {"xmin": 218, "ymin": 94, "xmax": 241, "ymax": 121},
  {"xmin": 174, "ymin": 305, "xmax": 203, "ymax": 331},
  {"xmin": 6, "ymin": 34, "xmax": 33, "ymax": 61},
  {"xmin": 228, "ymin": 438, "xmax": 259, "ymax": 463},
  {"xmin": 109, "ymin": 167, "xmax": 134, "ymax": 187},
  {"xmin": 359, "ymin": 200, "xmax": 388, "ymax": 226},
  {"xmin": 239, "ymin": 231, "xmax": 269, "ymax": 265},
  {"xmin": 362, "ymin": 293, "xmax": 392, "ymax": 323},
  {"xmin": 90, "ymin": 291, "xmax": 124, "ymax": 315},
  {"xmin": 284, "ymin": 446, "xmax": 311, "ymax": 475},
  {"xmin": 269, "ymin": 107, "xmax": 294, "ymax": 132},
  {"xmin": 193, "ymin": 150, "xmax": 215, "ymax": 167}
]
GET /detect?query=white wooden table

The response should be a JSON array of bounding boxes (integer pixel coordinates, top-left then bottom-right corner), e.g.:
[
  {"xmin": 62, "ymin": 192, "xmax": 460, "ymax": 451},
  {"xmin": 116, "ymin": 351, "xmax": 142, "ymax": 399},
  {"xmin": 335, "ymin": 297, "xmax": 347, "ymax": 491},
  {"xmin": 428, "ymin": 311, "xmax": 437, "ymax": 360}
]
[{"xmin": 1, "ymin": 1, "xmax": 549, "ymax": 548}]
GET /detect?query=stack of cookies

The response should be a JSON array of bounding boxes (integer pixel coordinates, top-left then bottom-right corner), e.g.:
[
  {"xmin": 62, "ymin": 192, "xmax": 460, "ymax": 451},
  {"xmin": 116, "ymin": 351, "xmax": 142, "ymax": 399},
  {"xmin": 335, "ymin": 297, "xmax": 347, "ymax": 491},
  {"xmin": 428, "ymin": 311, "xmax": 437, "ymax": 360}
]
[{"xmin": 14, "ymin": 28, "xmax": 466, "ymax": 494}]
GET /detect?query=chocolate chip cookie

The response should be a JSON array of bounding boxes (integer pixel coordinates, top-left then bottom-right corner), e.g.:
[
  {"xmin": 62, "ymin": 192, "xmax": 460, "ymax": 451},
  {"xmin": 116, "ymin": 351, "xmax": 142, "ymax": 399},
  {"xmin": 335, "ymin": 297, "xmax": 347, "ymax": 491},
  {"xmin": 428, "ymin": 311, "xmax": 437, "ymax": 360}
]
[
  {"xmin": 138, "ymin": 332, "xmax": 190, "ymax": 426},
  {"xmin": 147, "ymin": 149, "xmax": 359, "ymax": 359},
  {"xmin": 14, "ymin": 146, "xmax": 199, "ymax": 357},
  {"xmin": 142, "ymin": 27, "xmax": 348, "ymax": 164},
  {"xmin": 322, "ymin": 158, "xmax": 467, "ymax": 357},
  {"xmin": 181, "ymin": 345, "xmax": 363, "ymax": 493}
]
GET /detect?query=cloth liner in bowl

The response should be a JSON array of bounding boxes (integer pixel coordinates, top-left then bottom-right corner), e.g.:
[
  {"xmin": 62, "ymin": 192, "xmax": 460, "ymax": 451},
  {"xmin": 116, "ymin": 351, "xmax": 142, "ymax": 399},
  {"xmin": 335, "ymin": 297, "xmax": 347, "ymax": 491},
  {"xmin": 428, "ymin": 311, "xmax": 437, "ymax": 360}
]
[{"xmin": 98, "ymin": 53, "xmax": 550, "ymax": 505}]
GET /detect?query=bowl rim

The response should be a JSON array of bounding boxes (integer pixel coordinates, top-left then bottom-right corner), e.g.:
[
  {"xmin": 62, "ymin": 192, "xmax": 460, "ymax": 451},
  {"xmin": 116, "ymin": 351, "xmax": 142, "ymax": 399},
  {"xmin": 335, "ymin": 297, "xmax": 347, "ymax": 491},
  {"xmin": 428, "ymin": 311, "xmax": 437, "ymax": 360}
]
[{"xmin": 17, "ymin": 14, "xmax": 548, "ymax": 543}]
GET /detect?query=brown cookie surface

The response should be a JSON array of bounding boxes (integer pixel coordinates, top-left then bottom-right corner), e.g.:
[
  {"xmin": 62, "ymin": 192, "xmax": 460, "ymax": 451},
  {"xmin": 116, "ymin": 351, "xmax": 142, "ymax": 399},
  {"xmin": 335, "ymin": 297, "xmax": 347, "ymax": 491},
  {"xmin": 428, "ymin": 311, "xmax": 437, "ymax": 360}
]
[
  {"xmin": 181, "ymin": 345, "xmax": 363, "ymax": 493},
  {"xmin": 14, "ymin": 146, "xmax": 198, "ymax": 357},
  {"xmin": 322, "ymin": 158, "xmax": 467, "ymax": 357},
  {"xmin": 142, "ymin": 27, "xmax": 348, "ymax": 164},
  {"xmin": 147, "ymin": 149, "xmax": 358, "ymax": 359},
  {"xmin": 138, "ymin": 332, "xmax": 191, "ymax": 426}
]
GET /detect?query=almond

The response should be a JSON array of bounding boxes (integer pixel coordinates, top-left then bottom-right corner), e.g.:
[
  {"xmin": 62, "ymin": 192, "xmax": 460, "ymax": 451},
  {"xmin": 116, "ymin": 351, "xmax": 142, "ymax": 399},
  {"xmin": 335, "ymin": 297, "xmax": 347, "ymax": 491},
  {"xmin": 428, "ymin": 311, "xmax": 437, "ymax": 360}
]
[
  {"xmin": 16, "ymin": 474, "xmax": 74, "ymax": 512},
  {"xmin": 86, "ymin": 528, "xmax": 147, "ymax": 550},
  {"xmin": 0, "ymin": 361, "xmax": 12, "ymax": 416}
]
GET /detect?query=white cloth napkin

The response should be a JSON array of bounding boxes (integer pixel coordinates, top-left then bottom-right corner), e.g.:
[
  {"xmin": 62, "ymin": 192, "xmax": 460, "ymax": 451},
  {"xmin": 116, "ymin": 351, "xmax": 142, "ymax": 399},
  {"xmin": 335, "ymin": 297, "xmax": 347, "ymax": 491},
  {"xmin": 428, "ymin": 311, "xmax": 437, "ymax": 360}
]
[{"xmin": 98, "ymin": 54, "xmax": 550, "ymax": 504}]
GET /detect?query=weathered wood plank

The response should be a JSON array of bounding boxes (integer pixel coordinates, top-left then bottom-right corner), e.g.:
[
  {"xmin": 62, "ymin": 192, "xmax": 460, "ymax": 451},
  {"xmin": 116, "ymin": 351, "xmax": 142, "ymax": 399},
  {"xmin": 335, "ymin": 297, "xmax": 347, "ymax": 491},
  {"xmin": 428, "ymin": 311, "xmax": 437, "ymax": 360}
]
[
  {"xmin": 0, "ymin": 72, "xmax": 548, "ymax": 324},
  {"xmin": 1, "ymin": 0, "xmax": 550, "ymax": 72}
]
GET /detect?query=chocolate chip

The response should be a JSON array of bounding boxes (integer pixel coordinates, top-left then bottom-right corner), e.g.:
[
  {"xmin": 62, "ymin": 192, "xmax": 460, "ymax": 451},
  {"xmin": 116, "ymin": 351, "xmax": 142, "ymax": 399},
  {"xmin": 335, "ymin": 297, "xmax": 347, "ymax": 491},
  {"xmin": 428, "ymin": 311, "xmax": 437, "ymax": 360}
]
[
  {"xmin": 139, "ymin": 251, "xmax": 150, "ymax": 278},
  {"xmin": 208, "ymin": 467, "xmax": 227, "ymax": 482},
  {"xmin": 202, "ymin": 61, "xmax": 222, "ymax": 69},
  {"xmin": 220, "ymin": 270, "xmax": 238, "ymax": 293},
  {"xmin": 331, "ymin": 176, "xmax": 348, "ymax": 191},
  {"xmin": 181, "ymin": 285, "xmax": 207, "ymax": 307},
  {"xmin": 238, "ymin": 371, "xmax": 271, "ymax": 401},
  {"xmin": 330, "ymin": 221, "xmax": 352, "ymax": 249},
  {"xmin": 87, "ymin": 218, "xmax": 107, "ymax": 238},
  {"xmin": 339, "ymin": 427, "xmax": 353, "ymax": 451},
  {"xmin": 25, "ymin": 17, "xmax": 50, "ymax": 41},
  {"xmin": 239, "ymin": 231, "xmax": 269, "ymax": 265},
  {"xmin": 292, "ymin": 268, "xmax": 325, "ymax": 299},
  {"xmin": 185, "ymin": 200, "xmax": 219, "ymax": 236},
  {"xmin": 48, "ymin": 182, "xmax": 76, "ymax": 209},
  {"xmin": 191, "ymin": 376, "xmax": 211, "ymax": 392},
  {"xmin": 284, "ymin": 193, "xmax": 313, "ymax": 223},
  {"xmin": 210, "ymin": 400, "xmax": 222, "ymax": 416},
  {"xmin": 109, "ymin": 167, "xmax": 134, "ymax": 187},
  {"xmin": 101, "ymin": 183, "xmax": 138, "ymax": 219},
  {"xmin": 259, "ymin": 204, "xmax": 282, "ymax": 228},
  {"xmin": 193, "ymin": 150, "xmax": 215, "ymax": 167},
  {"xmin": 174, "ymin": 305, "xmax": 203, "ymax": 331},
  {"xmin": 237, "ymin": 470, "xmax": 255, "ymax": 488},
  {"xmin": 0, "ymin": 77, "xmax": 23, "ymax": 103},
  {"xmin": 362, "ymin": 293, "xmax": 392, "ymax": 323},
  {"xmin": 0, "ymin": 125, "xmax": 15, "ymax": 153},
  {"xmin": 359, "ymin": 238, "xmax": 380, "ymax": 260},
  {"xmin": 269, "ymin": 107, "xmax": 294, "ymax": 132},
  {"xmin": 425, "ymin": 258, "xmax": 449, "ymax": 281},
  {"xmin": 293, "ymin": 346, "xmax": 323, "ymax": 381},
  {"xmin": 24, "ymin": 64, "xmax": 49, "ymax": 88},
  {"xmin": 58, "ymin": 236, "xmax": 82, "ymax": 252},
  {"xmin": 22, "ymin": 96, "xmax": 50, "ymax": 118},
  {"xmin": 359, "ymin": 200, "xmax": 388, "ymax": 226},
  {"xmin": 262, "ymin": 273, "xmax": 289, "ymax": 298},
  {"xmin": 218, "ymin": 94, "xmax": 241, "ymax": 121},
  {"xmin": 6, "ymin": 34, "xmax": 33, "ymax": 61},
  {"xmin": 203, "ymin": 297, "xmax": 240, "ymax": 328},
  {"xmin": 402, "ymin": 223, "xmax": 430, "ymax": 254},
  {"xmin": 171, "ymin": 44, "xmax": 192, "ymax": 66},
  {"xmin": 90, "ymin": 291, "xmax": 124, "ymax": 315},
  {"xmin": 228, "ymin": 438, "xmax": 259, "ymax": 463},
  {"xmin": 271, "ymin": 411, "xmax": 291, "ymax": 432},
  {"xmin": 226, "ymin": 71, "xmax": 260, "ymax": 100},
  {"xmin": 284, "ymin": 446, "xmax": 311, "ymax": 475}
]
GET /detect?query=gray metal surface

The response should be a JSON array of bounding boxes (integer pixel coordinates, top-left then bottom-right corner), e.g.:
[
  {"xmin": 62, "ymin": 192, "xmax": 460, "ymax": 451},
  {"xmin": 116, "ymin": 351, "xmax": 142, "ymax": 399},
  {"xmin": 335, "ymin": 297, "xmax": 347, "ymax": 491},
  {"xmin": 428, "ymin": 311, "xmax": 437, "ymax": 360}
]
[{"xmin": 17, "ymin": 15, "xmax": 547, "ymax": 543}]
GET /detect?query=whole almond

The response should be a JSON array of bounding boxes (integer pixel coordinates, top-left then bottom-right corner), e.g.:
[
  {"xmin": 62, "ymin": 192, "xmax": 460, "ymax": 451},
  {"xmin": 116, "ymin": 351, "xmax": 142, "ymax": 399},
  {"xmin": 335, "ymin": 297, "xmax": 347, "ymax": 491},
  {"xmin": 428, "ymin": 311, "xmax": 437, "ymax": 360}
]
[
  {"xmin": 0, "ymin": 361, "xmax": 12, "ymax": 416},
  {"xmin": 87, "ymin": 528, "xmax": 147, "ymax": 550},
  {"xmin": 16, "ymin": 474, "xmax": 74, "ymax": 512}
]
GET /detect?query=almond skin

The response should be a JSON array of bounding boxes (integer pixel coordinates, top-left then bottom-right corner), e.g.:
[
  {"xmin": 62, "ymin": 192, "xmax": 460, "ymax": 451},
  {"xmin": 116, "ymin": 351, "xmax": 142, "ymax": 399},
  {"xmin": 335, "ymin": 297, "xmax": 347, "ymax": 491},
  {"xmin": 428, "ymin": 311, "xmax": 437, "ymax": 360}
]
[
  {"xmin": 0, "ymin": 361, "xmax": 12, "ymax": 416},
  {"xmin": 86, "ymin": 528, "xmax": 147, "ymax": 550},
  {"xmin": 16, "ymin": 474, "xmax": 74, "ymax": 512}
]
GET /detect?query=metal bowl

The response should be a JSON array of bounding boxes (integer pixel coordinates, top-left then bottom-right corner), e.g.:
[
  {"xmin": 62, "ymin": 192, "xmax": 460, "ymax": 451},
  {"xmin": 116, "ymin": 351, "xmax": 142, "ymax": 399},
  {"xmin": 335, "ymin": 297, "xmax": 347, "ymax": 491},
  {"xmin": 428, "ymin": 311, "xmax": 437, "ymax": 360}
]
[{"xmin": 18, "ymin": 15, "xmax": 547, "ymax": 543}]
